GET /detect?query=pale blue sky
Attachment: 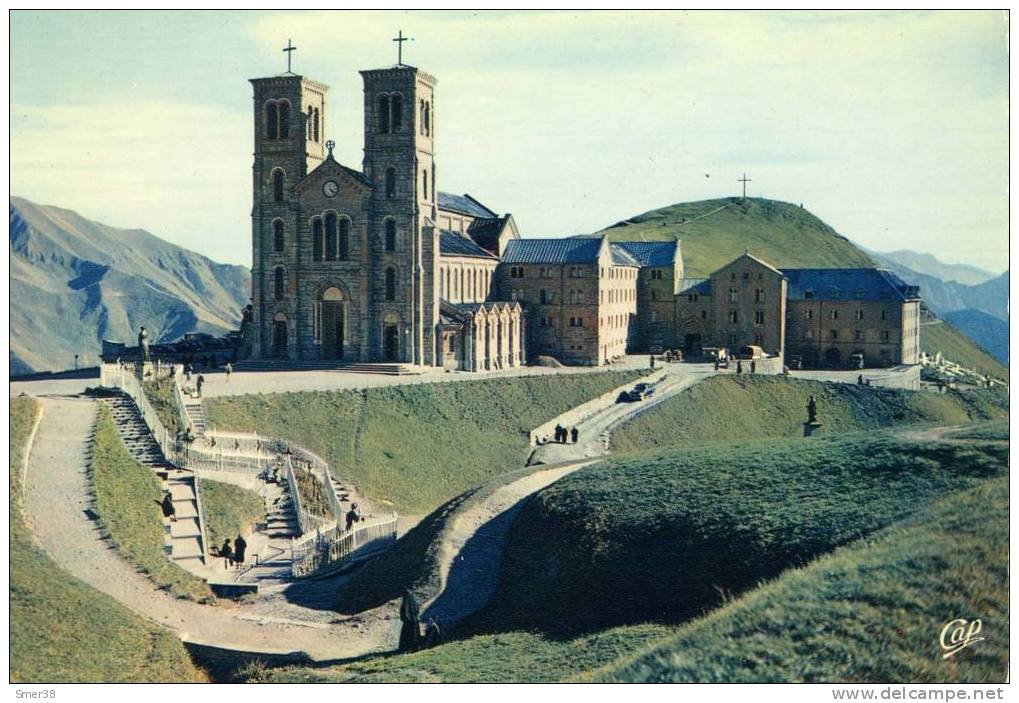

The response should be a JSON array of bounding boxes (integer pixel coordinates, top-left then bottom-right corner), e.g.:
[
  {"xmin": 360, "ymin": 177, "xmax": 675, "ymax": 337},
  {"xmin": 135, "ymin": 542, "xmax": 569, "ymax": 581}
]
[{"xmin": 10, "ymin": 10, "xmax": 1009, "ymax": 271}]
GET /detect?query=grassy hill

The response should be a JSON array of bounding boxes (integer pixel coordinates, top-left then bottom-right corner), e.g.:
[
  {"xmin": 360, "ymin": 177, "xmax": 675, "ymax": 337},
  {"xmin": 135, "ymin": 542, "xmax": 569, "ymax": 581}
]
[
  {"xmin": 204, "ymin": 371, "xmax": 642, "ymax": 515},
  {"xmin": 610, "ymin": 376, "xmax": 1008, "ymax": 453},
  {"xmin": 594, "ymin": 477, "xmax": 1008, "ymax": 683},
  {"xmin": 10, "ymin": 397, "xmax": 205, "ymax": 682},
  {"xmin": 466, "ymin": 433, "xmax": 1006, "ymax": 638},
  {"xmin": 595, "ymin": 197, "xmax": 873, "ymax": 277},
  {"xmin": 922, "ymin": 319, "xmax": 1008, "ymax": 379}
]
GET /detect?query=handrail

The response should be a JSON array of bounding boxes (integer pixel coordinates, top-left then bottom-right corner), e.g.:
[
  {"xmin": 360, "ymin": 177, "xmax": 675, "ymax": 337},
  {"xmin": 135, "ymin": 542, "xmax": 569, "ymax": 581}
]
[
  {"xmin": 191, "ymin": 470, "xmax": 213, "ymax": 564},
  {"xmin": 291, "ymin": 512, "xmax": 399, "ymax": 578}
]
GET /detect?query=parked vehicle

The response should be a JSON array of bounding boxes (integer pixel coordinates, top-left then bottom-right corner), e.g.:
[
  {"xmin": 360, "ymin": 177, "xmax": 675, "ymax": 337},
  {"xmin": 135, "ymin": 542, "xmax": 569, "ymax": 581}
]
[
  {"xmin": 849, "ymin": 352, "xmax": 865, "ymax": 369},
  {"xmin": 736, "ymin": 345, "xmax": 766, "ymax": 360}
]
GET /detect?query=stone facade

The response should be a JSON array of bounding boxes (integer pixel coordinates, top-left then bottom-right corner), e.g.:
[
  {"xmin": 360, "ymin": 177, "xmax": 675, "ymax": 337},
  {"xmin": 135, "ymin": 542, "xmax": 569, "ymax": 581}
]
[{"xmin": 249, "ymin": 62, "xmax": 523, "ymax": 371}]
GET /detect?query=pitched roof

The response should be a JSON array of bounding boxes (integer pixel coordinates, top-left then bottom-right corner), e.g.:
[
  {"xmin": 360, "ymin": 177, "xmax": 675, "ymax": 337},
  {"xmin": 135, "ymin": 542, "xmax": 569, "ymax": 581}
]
[
  {"xmin": 613, "ymin": 240, "xmax": 680, "ymax": 267},
  {"xmin": 501, "ymin": 238, "xmax": 604, "ymax": 264},
  {"xmin": 678, "ymin": 278, "xmax": 712, "ymax": 295},
  {"xmin": 295, "ymin": 154, "xmax": 373, "ymax": 193},
  {"xmin": 437, "ymin": 192, "xmax": 497, "ymax": 218},
  {"xmin": 467, "ymin": 216, "xmax": 511, "ymax": 254},
  {"xmin": 781, "ymin": 268, "xmax": 921, "ymax": 302},
  {"xmin": 608, "ymin": 244, "xmax": 641, "ymax": 267},
  {"xmin": 440, "ymin": 230, "xmax": 498, "ymax": 259}
]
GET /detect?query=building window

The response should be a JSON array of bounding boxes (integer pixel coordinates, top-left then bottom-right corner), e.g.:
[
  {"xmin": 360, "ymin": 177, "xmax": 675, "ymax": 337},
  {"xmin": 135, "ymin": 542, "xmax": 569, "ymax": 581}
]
[
  {"xmin": 755, "ymin": 288, "xmax": 765, "ymax": 303},
  {"xmin": 385, "ymin": 168, "xmax": 396, "ymax": 198},
  {"xmin": 805, "ymin": 309, "xmax": 814, "ymax": 320},
  {"xmin": 729, "ymin": 288, "xmax": 738, "ymax": 303},
  {"xmin": 855, "ymin": 309, "xmax": 864, "ymax": 321},
  {"xmin": 423, "ymin": 101, "xmax": 430, "ymax": 136},
  {"xmin": 830, "ymin": 309, "xmax": 839, "ymax": 320},
  {"xmin": 422, "ymin": 169, "xmax": 428, "ymax": 200},
  {"xmin": 385, "ymin": 219, "xmax": 396, "ymax": 252},
  {"xmin": 854, "ymin": 330, "xmax": 863, "ymax": 341},
  {"xmin": 265, "ymin": 102, "xmax": 279, "ymax": 140},
  {"xmin": 881, "ymin": 330, "xmax": 890, "ymax": 341},
  {"xmin": 273, "ymin": 220, "xmax": 284, "ymax": 252},
  {"xmin": 312, "ymin": 107, "xmax": 320, "ymax": 142},
  {"xmin": 378, "ymin": 95, "xmax": 391, "ymax": 134},
  {"xmin": 830, "ymin": 329, "xmax": 839, "ymax": 339},
  {"xmin": 728, "ymin": 310, "xmax": 738, "ymax": 324},
  {"xmin": 804, "ymin": 290, "xmax": 815, "ymax": 300},
  {"xmin": 391, "ymin": 94, "xmax": 402, "ymax": 131},
  {"xmin": 312, "ymin": 218, "xmax": 323, "ymax": 261},
  {"xmin": 687, "ymin": 293, "xmax": 699, "ymax": 302},
  {"xmin": 338, "ymin": 218, "xmax": 350, "ymax": 260},
  {"xmin": 448, "ymin": 334, "xmax": 455, "ymax": 353},
  {"xmin": 273, "ymin": 267, "xmax": 285, "ymax": 300},
  {"xmin": 385, "ymin": 267, "xmax": 397, "ymax": 301},
  {"xmin": 272, "ymin": 170, "xmax": 285, "ymax": 203},
  {"xmin": 324, "ymin": 213, "xmax": 338, "ymax": 261},
  {"xmin": 881, "ymin": 309, "xmax": 888, "ymax": 320},
  {"xmin": 701, "ymin": 310, "xmax": 707, "ymax": 320},
  {"xmin": 755, "ymin": 310, "xmax": 765, "ymax": 324},
  {"xmin": 278, "ymin": 100, "xmax": 290, "ymax": 138},
  {"xmin": 539, "ymin": 289, "xmax": 547, "ymax": 304},
  {"xmin": 804, "ymin": 330, "xmax": 813, "ymax": 340}
]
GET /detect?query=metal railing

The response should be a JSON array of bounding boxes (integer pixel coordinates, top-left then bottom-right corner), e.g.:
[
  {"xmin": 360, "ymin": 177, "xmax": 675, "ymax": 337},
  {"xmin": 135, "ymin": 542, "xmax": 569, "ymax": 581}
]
[{"xmin": 291, "ymin": 513, "xmax": 399, "ymax": 578}]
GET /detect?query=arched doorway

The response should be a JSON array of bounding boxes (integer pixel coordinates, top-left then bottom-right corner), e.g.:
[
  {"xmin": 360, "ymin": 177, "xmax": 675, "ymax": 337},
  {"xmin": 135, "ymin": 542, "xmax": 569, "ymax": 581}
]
[
  {"xmin": 319, "ymin": 287, "xmax": 345, "ymax": 360},
  {"xmin": 383, "ymin": 313, "xmax": 400, "ymax": 362},
  {"xmin": 825, "ymin": 347, "xmax": 842, "ymax": 368},
  {"xmin": 683, "ymin": 318, "xmax": 704, "ymax": 357},
  {"xmin": 272, "ymin": 313, "xmax": 288, "ymax": 358}
]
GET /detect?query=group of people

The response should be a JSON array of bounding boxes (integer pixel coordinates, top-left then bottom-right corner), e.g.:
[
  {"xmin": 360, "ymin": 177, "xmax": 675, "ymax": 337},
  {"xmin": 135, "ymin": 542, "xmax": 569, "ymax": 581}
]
[
  {"xmin": 731, "ymin": 359, "xmax": 756, "ymax": 374},
  {"xmin": 218, "ymin": 535, "xmax": 248, "ymax": 570},
  {"xmin": 553, "ymin": 424, "xmax": 579, "ymax": 444}
]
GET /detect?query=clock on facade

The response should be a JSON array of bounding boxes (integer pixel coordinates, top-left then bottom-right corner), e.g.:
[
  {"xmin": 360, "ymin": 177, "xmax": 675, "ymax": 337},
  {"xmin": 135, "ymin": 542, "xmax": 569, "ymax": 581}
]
[{"xmin": 323, "ymin": 180, "xmax": 339, "ymax": 197}]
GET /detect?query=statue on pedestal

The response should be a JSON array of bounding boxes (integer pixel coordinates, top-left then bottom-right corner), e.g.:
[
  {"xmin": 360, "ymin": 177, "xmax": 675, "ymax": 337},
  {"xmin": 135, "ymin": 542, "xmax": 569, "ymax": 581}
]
[{"xmin": 138, "ymin": 326, "xmax": 150, "ymax": 363}]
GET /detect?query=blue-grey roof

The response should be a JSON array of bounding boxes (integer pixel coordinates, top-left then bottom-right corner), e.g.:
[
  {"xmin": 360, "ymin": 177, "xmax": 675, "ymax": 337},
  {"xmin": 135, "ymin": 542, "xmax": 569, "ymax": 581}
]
[
  {"xmin": 440, "ymin": 230, "xmax": 497, "ymax": 259},
  {"xmin": 678, "ymin": 278, "xmax": 711, "ymax": 295},
  {"xmin": 501, "ymin": 238, "xmax": 603, "ymax": 264},
  {"xmin": 438, "ymin": 192, "xmax": 497, "ymax": 219},
  {"xmin": 608, "ymin": 245, "xmax": 641, "ymax": 267},
  {"xmin": 613, "ymin": 240, "xmax": 679, "ymax": 267},
  {"xmin": 781, "ymin": 268, "xmax": 920, "ymax": 302}
]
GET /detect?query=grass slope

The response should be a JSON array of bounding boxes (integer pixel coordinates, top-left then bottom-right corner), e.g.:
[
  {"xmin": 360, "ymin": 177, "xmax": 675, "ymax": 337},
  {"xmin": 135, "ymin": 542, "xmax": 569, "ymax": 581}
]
[
  {"xmin": 205, "ymin": 371, "xmax": 641, "ymax": 514},
  {"xmin": 198, "ymin": 479, "xmax": 265, "ymax": 549},
  {"xmin": 469, "ymin": 434, "xmax": 1007, "ymax": 637},
  {"xmin": 594, "ymin": 478, "xmax": 1008, "ymax": 683},
  {"xmin": 611, "ymin": 376, "xmax": 1008, "ymax": 452},
  {"xmin": 10, "ymin": 398, "xmax": 205, "ymax": 682},
  {"xmin": 91, "ymin": 404, "xmax": 214, "ymax": 602},
  {"xmin": 596, "ymin": 197, "xmax": 873, "ymax": 277},
  {"xmin": 922, "ymin": 320, "xmax": 1008, "ymax": 380}
]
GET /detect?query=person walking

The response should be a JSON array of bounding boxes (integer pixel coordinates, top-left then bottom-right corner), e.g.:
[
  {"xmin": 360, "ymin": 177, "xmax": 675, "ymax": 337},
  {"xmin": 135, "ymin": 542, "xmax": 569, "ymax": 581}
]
[
  {"xmin": 736, "ymin": 360, "xmax": 743, "ymax": 375},
  {"xmin": 220, "ymin": 539, "xmax": 233, "ymax": 569},
  {"xmin": 225, "ymin": 362, "xmax": 233, "ymax": 381},
  {"xmin": 160, "ymin": 492, "xmax": 176, "ymax": 522},
  {"xmin": 233, "ymin": 534, "xmax": 247, "ymax": 570},
  {"xmin": 649, "ymin": 354, "xmax": 655, "ymax": 370},
  {"xmin": 196, "ymin": 374, "xmax": 205, "ymax": 398},
  {"xmin": 750, "ymin": 359, "xmax": 756, "ymax": 374},
  {"xmin": 571, "ymin": 426, "xmax": 579, "ymax": 444}
]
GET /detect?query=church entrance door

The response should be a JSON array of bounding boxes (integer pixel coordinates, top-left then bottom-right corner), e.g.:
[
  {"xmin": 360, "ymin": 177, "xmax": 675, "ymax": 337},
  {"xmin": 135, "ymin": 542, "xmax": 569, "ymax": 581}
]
[
  {"xmin": 684, "ymin": 333, "xmax": 702, "ymax": 357},
  {"xmin": 825, "ymin": 347, "xmax": 842, "ymax": 368},
  {"xmin": 384, "ymin": 325, "xmax": 399, "ymax": 361},
  {"xmin": 272, "ymin": 320, "xmax": 288, "ymax": 358},
  {"xmin": 322, "ymin": 302, "xmax": 344, "ymax": 360}
]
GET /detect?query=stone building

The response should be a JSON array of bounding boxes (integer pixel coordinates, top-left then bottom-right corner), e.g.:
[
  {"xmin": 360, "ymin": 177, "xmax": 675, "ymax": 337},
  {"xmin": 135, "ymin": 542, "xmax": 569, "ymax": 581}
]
[
  {"xmin": 782, "ymin": 268, "xmax": 921, "ymax": 367},
  {"xmin": 249, "ymin": 61, "xmax": 522, "ymax": 370},
  {"xmin": 613, "ymin": 241, "xmax": 684, "ymax": 352},
  {"xmin": 674, "ymin": 252, "xmax": 920, "ymax": 367}
]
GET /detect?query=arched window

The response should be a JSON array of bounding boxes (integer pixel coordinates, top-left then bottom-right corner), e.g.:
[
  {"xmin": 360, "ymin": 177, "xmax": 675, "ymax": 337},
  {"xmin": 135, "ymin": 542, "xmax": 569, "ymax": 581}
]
[
  {"xmin": 422, "ymin": 169, "xmax": 428, "ymax": 200},
  {"xmin": 272, "ymin": 170, "xmax": 285, "ymax": 203},
  {"xmin": 312, "ymin": 217, "xmax": 323, "ymax": 261},
  {"xmin": 385, "ymin": 167, "xmax": 396, "ymax": 198},
  {"xmin": 420, "ymin": 100, "xmax": 426, "ymax": 134},
  {"xmin": 265, "ymin": 102, "xmax": 279, "ymax": 140},
  {"xmin": 274, "ymin": 266, "xmax": 286, "ymax": 300},
  {"xmin": 385, "ymin": 267, "xmax": 397, "ymax": 301},
  {"xmin": 431, "ymin": 164, "xmax": 436, "ymax": 201},
  {"xmin": 391, "ymin": 94, "xmax": 402, "ymax": 131},
  {"xmin": 378, "ymin": 95, "xmax": 390, "ymax": 134},
  {"xmin": 423, "ymin": 102, "xmax": 430, "ymax": 136},
  {"xmin": 278, "ymin": 100, "xmax": 290, "ymax": 139},
  {"xmin": 273, "ymin": 220, "xmax": 284, "ymax": 252},
  {"xmin": 338, "ymin": 217, "xmax": 350, "ymax": 260},
  {"xmin": 312, "ymin": 107, "xmax": 320, "ymax": 142},
  {"xmin": 385, "ymin": 219, "xmax": 396, "ymax": 252},
  {"xmin": 324, "ymin": 212, "xmax": 337, "ymax": 261}
]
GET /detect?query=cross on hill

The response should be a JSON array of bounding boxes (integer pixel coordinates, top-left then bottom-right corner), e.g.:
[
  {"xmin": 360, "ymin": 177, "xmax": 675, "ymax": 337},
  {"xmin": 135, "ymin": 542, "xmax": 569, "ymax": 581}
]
[{"xmin": 738, "ymin": 173, "xmax": 752, "ymax": 199}]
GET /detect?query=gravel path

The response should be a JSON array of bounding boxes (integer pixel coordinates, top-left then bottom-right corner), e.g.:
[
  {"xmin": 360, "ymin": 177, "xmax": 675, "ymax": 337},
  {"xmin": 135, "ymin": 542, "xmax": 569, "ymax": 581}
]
[{"xmin": 23, "ymin": 395, "xmax": 398, "ymax": 662}]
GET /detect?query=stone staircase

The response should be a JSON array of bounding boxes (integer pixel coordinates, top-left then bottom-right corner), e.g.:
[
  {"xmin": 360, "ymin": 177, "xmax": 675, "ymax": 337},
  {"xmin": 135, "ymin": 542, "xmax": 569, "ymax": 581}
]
[
  {"xmin": 101, "ymin": 395, "xmax": 208, "ymax": 572},
  {"xmin": 181, "ymin": 394, "xmax": 207, "ymax": 435},
  {"xmin": 233, "ymin": 360, "xmax": 421, "ymax": 376}
]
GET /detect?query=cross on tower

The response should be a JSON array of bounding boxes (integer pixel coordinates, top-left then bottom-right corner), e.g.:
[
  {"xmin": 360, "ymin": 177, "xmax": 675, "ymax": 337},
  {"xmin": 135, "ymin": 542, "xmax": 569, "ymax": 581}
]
[
  {"xmin": 393, "ymin": 30, "xmax": 413, "ymax": 66},
  {"xmin": 282, "ymin": 38, "xmax": 297, "ymax": 73},
  {"xmin": 738, "ymin": 173, "xmax": 752, "ymax": 199}
]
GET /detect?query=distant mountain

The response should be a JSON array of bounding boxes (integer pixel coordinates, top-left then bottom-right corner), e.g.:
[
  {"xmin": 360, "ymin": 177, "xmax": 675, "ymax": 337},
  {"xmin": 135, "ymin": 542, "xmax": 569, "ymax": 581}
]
[
  {"xmin": 942, "ymin": 309, "xmax": 1009, "ymax": 366},
  {"xmin": 595, "ymin": 197, "xmax": 873, "ymax": 278},
  {"xmin": 10, "ymin": 197, "xmax": 250, "ymax": 373},
  {"xmin": 872, "ymin": 249, "xmax": 997, "ymax": 286}
]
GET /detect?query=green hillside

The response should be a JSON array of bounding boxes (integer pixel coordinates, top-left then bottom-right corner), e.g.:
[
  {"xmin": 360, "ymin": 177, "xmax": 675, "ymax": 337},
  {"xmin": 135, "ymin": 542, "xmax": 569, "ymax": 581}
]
[
  {"xmin": 205, "ymin": 371, "xmax": 642, "ymax": 514},
  {"xmin": 610, "ymin": 375, "xmax": 1007, "ymax": 452},
  {"xmin": 467, "ymin": 433, "xmax": 1006, "ymax": 638},
  {"xmin": 594, "ymin": 478, "xmax": 1007, "ymax": 683},
  {"xmin": 596, "ymin": 197, "xmax": 873, "ymax": 277},
  {"xmin": 922, "ymin": 319, "xmax": 1008, "ymax": 380},
  {"xmin": 10, "ymin": 398, "xmax": 205, "ymax": 682}
]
